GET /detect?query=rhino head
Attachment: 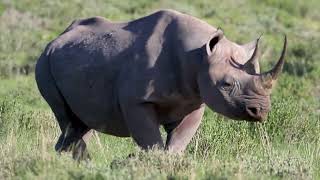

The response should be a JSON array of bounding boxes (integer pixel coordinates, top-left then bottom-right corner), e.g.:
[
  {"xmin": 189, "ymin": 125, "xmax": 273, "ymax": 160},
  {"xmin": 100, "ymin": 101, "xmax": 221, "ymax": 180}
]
[{"xmin": 197, "ymin": 29, "xmax": 287, "ymax": 122}]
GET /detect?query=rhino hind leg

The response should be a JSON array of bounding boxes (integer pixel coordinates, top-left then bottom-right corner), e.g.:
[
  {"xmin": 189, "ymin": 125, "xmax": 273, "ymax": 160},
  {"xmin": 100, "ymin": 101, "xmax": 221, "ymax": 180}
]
[
  {"xmin": 35, "ymin": 53, "xmax": 91, "ymax": 161},
  {"xmin": 54, "ymin": 109, "xmax": 91, "ymax": 161},
  {"xmin": 43, "ymin": 88, "xmax": 91, "ymax": 161}
]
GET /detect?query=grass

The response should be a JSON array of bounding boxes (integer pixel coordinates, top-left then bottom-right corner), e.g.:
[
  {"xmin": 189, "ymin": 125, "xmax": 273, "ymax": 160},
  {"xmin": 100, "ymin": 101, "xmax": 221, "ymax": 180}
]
[{"xmin": 0, "ymin": 0, "xmax": 319, "ymax": 179}]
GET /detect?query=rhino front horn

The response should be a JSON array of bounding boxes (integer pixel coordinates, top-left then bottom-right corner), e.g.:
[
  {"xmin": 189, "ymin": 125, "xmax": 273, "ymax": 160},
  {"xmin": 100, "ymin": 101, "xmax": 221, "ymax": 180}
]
[{"xmin": 261, "ymin": 35, "xmax": 287, "ymax": 89}]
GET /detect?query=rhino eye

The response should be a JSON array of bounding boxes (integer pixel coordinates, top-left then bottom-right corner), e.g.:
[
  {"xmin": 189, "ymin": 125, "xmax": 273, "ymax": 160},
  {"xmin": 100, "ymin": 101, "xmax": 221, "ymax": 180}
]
[
  {"xmin": 222, "ymin": 82, "xmax": 232, "ymax": 87},
  {"xmin": 220, "ymin": 81, "xmax": 233, "ymax": 90}
]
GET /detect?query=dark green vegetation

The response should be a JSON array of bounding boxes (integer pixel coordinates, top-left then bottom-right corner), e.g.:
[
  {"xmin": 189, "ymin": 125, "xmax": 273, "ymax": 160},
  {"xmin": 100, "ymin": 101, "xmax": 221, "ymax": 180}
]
[{"xmin": 0, "ymin": 0, "xmax": 319, "ymax": 179}]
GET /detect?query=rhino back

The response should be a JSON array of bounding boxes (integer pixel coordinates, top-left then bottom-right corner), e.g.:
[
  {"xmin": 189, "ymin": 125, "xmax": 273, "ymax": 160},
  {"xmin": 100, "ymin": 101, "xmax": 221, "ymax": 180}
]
[{"xmin": 46, "ymin": 10, "xmax": 216, "ymax": 134}]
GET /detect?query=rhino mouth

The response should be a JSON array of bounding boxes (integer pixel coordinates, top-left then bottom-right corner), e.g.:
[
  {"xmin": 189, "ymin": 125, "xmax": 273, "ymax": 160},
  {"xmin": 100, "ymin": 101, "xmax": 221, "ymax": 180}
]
[
  {"xmin": 226, "ymin": 113, "xmax": 263, "ymax": 122},
  {"xmin": 220, "ymin": 105, "xmax": 266, "ymax": 122},
  {"xmin": 244, "ymin": 116, "xmax": 265, "ymax": 123}
]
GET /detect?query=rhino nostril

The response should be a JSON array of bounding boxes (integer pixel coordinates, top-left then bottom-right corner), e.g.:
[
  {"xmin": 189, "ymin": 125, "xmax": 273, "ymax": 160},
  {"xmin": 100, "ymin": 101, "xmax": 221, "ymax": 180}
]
[{"xmin": 247, "ymin": 107, "xmax": 258, "ymax": 116}]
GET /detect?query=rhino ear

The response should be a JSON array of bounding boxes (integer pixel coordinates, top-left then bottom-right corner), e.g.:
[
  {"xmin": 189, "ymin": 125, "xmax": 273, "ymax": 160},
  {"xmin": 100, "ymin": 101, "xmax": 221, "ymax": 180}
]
[{"xmin": 206, "ymin": 29, "xmax": 224, "ymax": 56}]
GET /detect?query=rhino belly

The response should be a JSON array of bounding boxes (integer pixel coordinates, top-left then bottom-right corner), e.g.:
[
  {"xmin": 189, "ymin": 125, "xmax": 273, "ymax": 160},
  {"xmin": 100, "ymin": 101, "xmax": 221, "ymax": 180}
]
[{"xmin": 50, "ymin": 55, "xmax": 130, "ymax": 137}]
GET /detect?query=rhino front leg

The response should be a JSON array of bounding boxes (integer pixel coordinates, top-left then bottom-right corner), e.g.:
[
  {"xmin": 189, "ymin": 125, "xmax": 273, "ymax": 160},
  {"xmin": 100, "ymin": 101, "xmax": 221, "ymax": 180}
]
[
  {"xmin": 122, "ymin": 104, "xmax": 164, "ymax": 150},
  {"xmin": 165, "ymin": 104, "xmax": 205, "ymax": 154}
]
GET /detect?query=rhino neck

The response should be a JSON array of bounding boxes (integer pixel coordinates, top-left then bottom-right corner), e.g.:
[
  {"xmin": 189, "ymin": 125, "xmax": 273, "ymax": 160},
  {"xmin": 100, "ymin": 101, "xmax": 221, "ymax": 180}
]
[
  {"xmin": 174, "ymin": 46, "xmax": 205, "ymax": 102},
  {"xmin": 174, "ymin": 41, "xmax": 215, "ymax": 101},
  {"xmin": 171, "ymin": 17, "xmax": 217, "ymax": 102}
]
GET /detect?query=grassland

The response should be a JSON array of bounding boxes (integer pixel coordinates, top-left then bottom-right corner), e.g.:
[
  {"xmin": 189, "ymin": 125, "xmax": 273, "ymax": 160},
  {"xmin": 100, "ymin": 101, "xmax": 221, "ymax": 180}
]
[{"xmin": 0, "ymin": 0, "xmax": 319, "ymax": 179}]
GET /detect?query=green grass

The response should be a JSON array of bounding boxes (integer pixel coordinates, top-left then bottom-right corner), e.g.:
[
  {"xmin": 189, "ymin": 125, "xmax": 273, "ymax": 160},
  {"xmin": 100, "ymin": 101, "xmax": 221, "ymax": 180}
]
[{"xmin": 0, "ymin": 0, "xmax": 319, "ymax": 179}]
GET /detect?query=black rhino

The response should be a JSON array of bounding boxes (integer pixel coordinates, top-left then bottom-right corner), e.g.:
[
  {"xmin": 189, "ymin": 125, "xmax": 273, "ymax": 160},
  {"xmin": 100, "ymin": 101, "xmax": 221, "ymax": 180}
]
[{"xmin": 35, "ymin": 9, "xmax": 287, "ymax": 160}]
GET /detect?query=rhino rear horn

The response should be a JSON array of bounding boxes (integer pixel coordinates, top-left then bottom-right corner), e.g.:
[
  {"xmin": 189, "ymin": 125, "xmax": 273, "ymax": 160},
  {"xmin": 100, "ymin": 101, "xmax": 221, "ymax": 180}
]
[{"xmin": 243, "ymin": 36, "xmax": 262, "ymax": 74}]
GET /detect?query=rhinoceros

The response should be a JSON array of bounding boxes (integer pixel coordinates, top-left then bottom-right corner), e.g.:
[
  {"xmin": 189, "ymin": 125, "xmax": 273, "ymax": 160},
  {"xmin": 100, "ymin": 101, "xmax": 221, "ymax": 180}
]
[{"xmin": 35, "ymin": 9, "xmax": 286, "ymax": 160}]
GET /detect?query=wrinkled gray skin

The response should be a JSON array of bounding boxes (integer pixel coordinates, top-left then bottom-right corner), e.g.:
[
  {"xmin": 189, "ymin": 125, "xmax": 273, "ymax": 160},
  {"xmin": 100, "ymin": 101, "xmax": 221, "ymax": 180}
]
[{"xmin": 35, "ymin": 9, "xmax": 287, "ymax": 160}]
